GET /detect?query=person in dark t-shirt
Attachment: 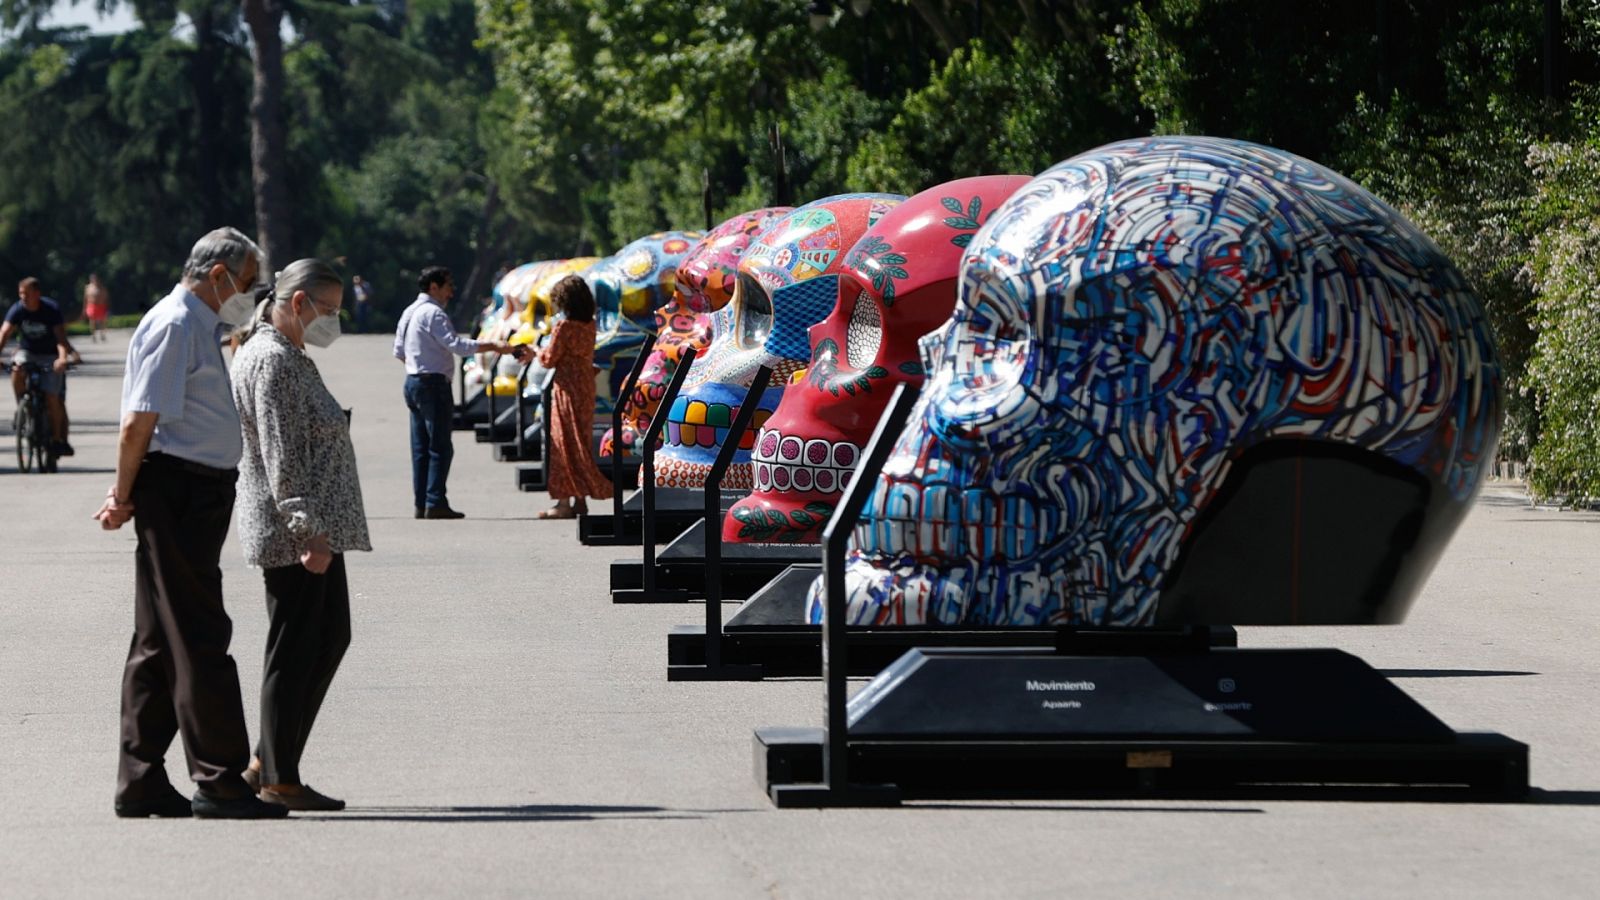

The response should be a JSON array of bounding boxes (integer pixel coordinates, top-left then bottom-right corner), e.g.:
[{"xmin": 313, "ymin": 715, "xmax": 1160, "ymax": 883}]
[{"xmin": 1, "ymin": 276, "xmax": 81, "ymax": 455}]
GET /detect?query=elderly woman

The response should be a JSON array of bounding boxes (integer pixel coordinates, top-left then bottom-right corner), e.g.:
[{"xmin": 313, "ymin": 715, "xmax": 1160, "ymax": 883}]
[{"xmin": 231, "ymin": 259, "xmax": 369, "ymax": 812}]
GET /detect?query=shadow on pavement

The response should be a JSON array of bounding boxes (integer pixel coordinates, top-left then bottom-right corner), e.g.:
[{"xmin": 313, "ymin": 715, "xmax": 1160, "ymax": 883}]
[
  {"xmin": 1527, "ymin": 790, "xmax": 1600, "ymax": 806},
  {"xmin": 1380, "ymin": 669, "xmax": 1538, "ymax": 678},
  {"xmin": 907, "ymin": 802, "xmax": 1265, "ymax": 814},
  {"xmin": 301, "ymin": 803, "xmax": 756, "ymax": 823}
]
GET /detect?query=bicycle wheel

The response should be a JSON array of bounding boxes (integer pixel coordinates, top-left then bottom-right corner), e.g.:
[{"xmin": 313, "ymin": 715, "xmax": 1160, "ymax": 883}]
[
  {"xmin": 14, "ymin": 402, "xmax": 33, "ymax": 473},
  {"xmin": 29, "ymin": 397, "xmax": 51, "ymax": 474}
]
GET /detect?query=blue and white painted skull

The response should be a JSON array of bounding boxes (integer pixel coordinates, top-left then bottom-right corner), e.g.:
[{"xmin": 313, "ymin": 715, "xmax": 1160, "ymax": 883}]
[{"xmin": 813, "ymin": 137, "xmax": 1503, "ymax": 628}]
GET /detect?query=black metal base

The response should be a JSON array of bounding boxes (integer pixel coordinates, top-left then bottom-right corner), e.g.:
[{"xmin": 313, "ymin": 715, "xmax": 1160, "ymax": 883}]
[
  {"xmin": 609, "ymin": 520, "xmax": 818, "ymax": 601},
  {"xmin": 495, "ymin": 440, "xmax": 540, "ymax": 463},
  {"xmin": 756, "ymin": 728, "xmax": 1528, "ymax": 806},
  {"xmin": 669, "ymin": 623, "xmax": 1238, "ymax": 681},
  {"xmin": 611, "ymin": 587, "xmax": 698, "ymax": 604},
  {"xmin": 578, "ymin": 488, "xmax": 709, "ymax": 547},
  {"xmin": 451, "ymin": 389, "xmax": 489, "ymax": 430},
  {"xmin": 669, "ymin": 566, "xmax": 1237, "ymax": 680},
  {"xmin": 515, "ymin": 464, "xmax": 545, "ymax": 492},
  {"xmin": 755, "ymin": 648, "xmax": 1530, "ymax": 805}
]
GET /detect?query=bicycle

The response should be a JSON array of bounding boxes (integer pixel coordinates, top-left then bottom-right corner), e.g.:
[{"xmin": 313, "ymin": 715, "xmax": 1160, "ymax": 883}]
[{"xmin": 12, "ymin": 361, "xmax": 59, "ymax": 474}]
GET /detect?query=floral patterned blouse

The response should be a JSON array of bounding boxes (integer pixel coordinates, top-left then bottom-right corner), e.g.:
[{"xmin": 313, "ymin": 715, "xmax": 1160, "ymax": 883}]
[{"xmin": 231, "ymin": 323, "xmax": 371, "ymax": 569}]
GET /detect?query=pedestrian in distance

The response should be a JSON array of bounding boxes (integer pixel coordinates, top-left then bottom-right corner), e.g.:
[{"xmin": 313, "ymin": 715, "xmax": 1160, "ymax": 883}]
[
  {"xmin": 93, "ymin": 226, "xmax": 289, "ymax": 820},
  {"xmin": 231, "ymin": 259, "xmax": 369, "ymax": 812},
  {"xmin": 351, "ymin": 274, "xmax": 371, "ymax": 334},
  {"xmin": 84, "ymin": 273, "xmax": 110, "ymax": 342},
  {"xmin": 393, "ymin": 265, "xmax": 515, "ymax": 519},
  {"xmin": 536, "ymin": 275, "xmax": 613, "ymax": 520}
]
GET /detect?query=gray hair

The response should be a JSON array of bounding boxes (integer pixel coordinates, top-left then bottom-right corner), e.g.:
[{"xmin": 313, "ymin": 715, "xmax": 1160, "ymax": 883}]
[
  {"xmin": 237, "ymin": 258, "xmax": 345, "ymax": 344},
  {"xmin": 182, "ymin": 227, "xmax": 263, "ymax": 283}
]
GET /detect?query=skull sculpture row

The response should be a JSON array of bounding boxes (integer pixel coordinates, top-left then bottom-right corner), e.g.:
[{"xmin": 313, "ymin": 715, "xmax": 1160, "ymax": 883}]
[
  {"xmin": 724, "ymin": 175, "xmax": 1032, "ymax": 543},
  {"xmin": 587, "ymin": 231, "xmax": 702, "ymax": 412},
  {"xmin": 652, "ymin": 193, "xmax": 905, "ymax": 491},
  {"xmin": 600, "ymin": 209, "xmax": 791, "ymax": 461},
  {"xmin": 810, "ymin": 136, "xmax": 1502, "ymax": 628}
]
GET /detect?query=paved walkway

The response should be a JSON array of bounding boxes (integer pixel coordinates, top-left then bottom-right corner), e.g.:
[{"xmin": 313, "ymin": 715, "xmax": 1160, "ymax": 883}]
[{"xmin": 2, "ymin": 330, "xmax": 1597, "ymax": 898}]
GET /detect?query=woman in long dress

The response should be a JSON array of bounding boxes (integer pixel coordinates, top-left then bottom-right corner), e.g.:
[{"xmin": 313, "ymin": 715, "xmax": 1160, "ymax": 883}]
[{"xmin": 537, "ymin": 275, "xmax": 614, "ymax": 519}]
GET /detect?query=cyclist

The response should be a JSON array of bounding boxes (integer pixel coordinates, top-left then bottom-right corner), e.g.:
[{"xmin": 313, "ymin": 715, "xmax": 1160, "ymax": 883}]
[{"xmin": 1, "ymin": 276, "xmax": 81, "ymax": 457}]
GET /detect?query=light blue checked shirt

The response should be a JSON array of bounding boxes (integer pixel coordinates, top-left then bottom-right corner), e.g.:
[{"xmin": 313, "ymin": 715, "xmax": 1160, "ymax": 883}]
[
  {"xmin": 393, "ymin": 294, "xmax": 478, "ymax": 375},
  {"xmin": 120, "ymin": 283, "xmax": 242, "ymax": 470}
]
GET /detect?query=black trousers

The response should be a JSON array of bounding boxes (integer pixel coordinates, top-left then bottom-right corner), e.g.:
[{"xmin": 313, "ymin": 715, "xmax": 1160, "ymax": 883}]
[
  {"xmin": 117, "ymin": 461, "xmax": 253, "ymax": 803},
  {"xmin": 257, "ymin": 554, "xmax": 351, "ymax": 785}
]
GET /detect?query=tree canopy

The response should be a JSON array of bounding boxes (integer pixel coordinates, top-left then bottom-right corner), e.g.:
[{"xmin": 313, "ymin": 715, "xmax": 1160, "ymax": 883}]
[{"xmin": 5, "ymin": 0, "xmax": 1600, "ymax": 501}]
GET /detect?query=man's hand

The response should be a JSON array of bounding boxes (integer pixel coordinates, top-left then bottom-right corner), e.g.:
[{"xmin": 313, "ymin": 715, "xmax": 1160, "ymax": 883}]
[
  {"xmin": 301, "ymin": 534, "xmax": 333, "ymax": 575},
  {"xmin": 52, "ymin": 357, "xmax": 68, "ymax": 373},
  {"xmin": 93, "ymin": 485, "xmax": 135, "ymax": 530}
]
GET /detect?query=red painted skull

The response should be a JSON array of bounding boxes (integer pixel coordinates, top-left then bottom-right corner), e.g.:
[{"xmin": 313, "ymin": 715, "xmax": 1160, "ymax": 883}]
[{"xmin": 724, "ymin": 176, "xmax": 1030, "ymax": 543}]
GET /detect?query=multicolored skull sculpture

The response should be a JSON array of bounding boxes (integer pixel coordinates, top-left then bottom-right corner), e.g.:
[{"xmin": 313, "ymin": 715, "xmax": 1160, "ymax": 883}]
[
  {"xmin": 724, "ymin": 176, "xmax": 1030, "ymax": 543},
  {"xmin": 654, "ymin": 193, "xmax": 905, "ymax": 491},
  {"xmin": 814, "ymin": 137, "xmax": 1502, "ymax": 627},
  {"xmin": 586, "ymin": 232, "xmax": 702, "ymax": 412},
  {"xmin": 599, "ymin": 208, "xmax": 792, "ymax": 461},
  {"xmin": 468, "ymin": 258, "xmax": 583, "ymax": 392}
]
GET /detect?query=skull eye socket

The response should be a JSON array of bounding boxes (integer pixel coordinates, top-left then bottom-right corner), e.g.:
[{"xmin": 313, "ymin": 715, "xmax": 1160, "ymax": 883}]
[
  {"xmin": 844, "ymin": 290, "xmax": 881, "ymax": 370},
  {"xmin": 736, "ymin": 272, "xmax": 772, "ymax": 347}
]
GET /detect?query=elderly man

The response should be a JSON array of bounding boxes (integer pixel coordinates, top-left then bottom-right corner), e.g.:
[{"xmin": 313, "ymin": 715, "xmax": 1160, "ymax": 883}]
[
  {"xmin": 94, "ymin": 227, "xmax": 288, "ymax": 820},
  {"xmin": 393, "ymin": 265, "xmax": 515, "ymax": 519},
  {"xmin": 1, "ymin": 277, "xmax": 80, "ymax": 457}
]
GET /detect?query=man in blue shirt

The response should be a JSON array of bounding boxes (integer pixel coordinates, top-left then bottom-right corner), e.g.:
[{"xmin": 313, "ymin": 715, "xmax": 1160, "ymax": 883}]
[
  {"xmin": 393, "ymin": 265, "xmax": 515, "ymax": 519},
  {"xmin": 1, "ymin": 277, "xmax": 81, "ymax": 456},
  {"xmin": 93, "ymin": 227, "xmax": 288, "ymax": 820}
]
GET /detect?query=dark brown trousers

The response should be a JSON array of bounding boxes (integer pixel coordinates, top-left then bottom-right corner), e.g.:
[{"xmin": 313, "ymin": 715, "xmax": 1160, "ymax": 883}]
[
  {"xmin": 257, "ymin": 554, "xmax": 351, "ymax": 785},
  {"xmin": 116, "ymin": 462, "xmax": 253, "ymax": 803}
]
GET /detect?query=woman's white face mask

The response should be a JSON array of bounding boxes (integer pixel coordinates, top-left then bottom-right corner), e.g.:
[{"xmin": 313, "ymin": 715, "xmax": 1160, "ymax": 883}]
[{"xmin": 302, "ymin": 299, "xmax": 342, "ymax": 348}]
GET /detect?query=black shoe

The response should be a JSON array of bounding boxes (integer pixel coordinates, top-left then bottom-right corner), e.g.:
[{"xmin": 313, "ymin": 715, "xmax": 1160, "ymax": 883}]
[
  {"xmin": 414, "ymin": 507, "xmax": 424, "ymax": 520},
  {"xmin": 55, "ymin": 441, "xmax": 74, "ymax": 457},
  {"xmin": 115, "ymin": 788, "xmax": 194, "ymax": 819},
  {"xmin": 423, "ymin": 506, "xmax": 465, "ymax": 519},
  {"xmin": 191, "ymin": 790, "xmax": 290, "ymax": 819}
]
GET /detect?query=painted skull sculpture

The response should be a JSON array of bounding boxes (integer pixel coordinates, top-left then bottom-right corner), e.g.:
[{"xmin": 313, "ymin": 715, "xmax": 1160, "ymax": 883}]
[
  {"xmin": 724, "ymin": 176, "xmax": 1030, "ymax": 543},
  {"xmin": 469, "ymin": 258, "xmax": 597, "ymax": 390},
  {"xmin": 654, "ymin": 193, "xmax": 905, "ymax": 491},
  {"xmin": 600, "ymin": 208, "xmax": 791, "ymax": 461},
  {"xmin": 586, "ymin": 232, "xmax": 702, "ymax": 412},
  {"xmin": 814, "ymin": 137, "xmax": 1502, "ymax": 627}
]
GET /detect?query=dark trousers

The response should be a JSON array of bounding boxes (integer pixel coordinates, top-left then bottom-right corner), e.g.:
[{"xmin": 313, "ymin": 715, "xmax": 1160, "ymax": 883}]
[
  {"xmin": 257, "ymin": 554, "xmax": 351, "ymax": 786},
  {"xmin": 117, "ymin": 462, "xmax": 252, "ymax": 802},
  {"xmin": 403, "ymin": 373, "xmax": 454, "ymax": 510}
]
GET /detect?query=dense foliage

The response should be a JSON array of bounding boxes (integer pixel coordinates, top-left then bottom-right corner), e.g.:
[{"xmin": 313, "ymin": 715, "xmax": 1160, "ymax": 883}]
[
  {"xmin": 5, "ymin": 0, "xmax": 1600, "ymax": 501},
  {"xmin": 0, "ymin": 0, "xmax": 536, "ymax": 330}
]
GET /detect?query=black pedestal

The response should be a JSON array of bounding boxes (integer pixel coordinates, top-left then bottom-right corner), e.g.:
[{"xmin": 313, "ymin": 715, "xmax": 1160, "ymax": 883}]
[
  {"xmin": 610, "ymin": 519, "xmax": 818, "ymax": 603},
  {"xmin": 668, "ymin": 565, "xmax": 1239, "ymax": 679},
  {"xmin": 579, "ymin": 488, "xmax": 708, "ymax": 547},
  {"xmin": 451, "ymin": 388, "xmax": 489, "ymax": 430},
  {"xmin": 755, "ymin": 647, "xmax": 1529, "ymax": 805}
]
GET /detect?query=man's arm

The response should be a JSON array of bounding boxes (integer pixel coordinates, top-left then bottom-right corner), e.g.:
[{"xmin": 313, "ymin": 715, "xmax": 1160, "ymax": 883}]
[
  {"xmin": 0, "ymin": 320, "xmax": 13, "ymax": 355},
  {"xmin": 94, "ymin": 411, "xmax": 157, "ymax": 530},
  {"xmin": 51, "ymin": 324, "xmax": 78, "ymax": 371},
  {"xmin": 426, "ymin": 306, "xmax": 509, "ymax": 356}
]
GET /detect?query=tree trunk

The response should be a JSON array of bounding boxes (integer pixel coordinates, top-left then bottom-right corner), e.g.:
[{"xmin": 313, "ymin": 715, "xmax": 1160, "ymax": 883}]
[
  {"xmin": 191, "ymin": 7, "xmax": 224, "ymax": 228},
  {"xmin": 457, "ymin": 179, "xmax": 506, "ymax": 330},
  {"xmin": 242, "ymin": 0, "xmax": 291, "ymax": 272}
]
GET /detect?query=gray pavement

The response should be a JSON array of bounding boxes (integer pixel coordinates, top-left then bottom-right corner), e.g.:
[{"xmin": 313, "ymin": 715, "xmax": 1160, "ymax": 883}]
[{"xmin": 2, "ymin": 329, "xmax": 1597, "ymax": 898}]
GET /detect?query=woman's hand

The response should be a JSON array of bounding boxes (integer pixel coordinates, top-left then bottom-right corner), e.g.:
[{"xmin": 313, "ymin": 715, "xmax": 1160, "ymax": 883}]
[{"xmin": 301, "ymin": 534, "xmax": 333, "ymax": 574}]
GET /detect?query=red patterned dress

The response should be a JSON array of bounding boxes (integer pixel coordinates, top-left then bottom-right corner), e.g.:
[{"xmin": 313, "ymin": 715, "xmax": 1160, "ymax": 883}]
[{"xmin": 538, "ymin": 319, "xmax": 613, "ymax": 501}]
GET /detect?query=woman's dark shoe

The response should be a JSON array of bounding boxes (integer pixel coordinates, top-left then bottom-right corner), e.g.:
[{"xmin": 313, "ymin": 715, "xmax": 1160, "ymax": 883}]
[
  {"xmin": 191, "ymin": 790, "xmax": 290, "ymax": 819},
  {"xmin": 114, "ymin": 788, "xmax": 193, "ymax": 818},
  {"xmin": 259, "ymin": 784, "xmax": 345, "ymax": 812}
]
